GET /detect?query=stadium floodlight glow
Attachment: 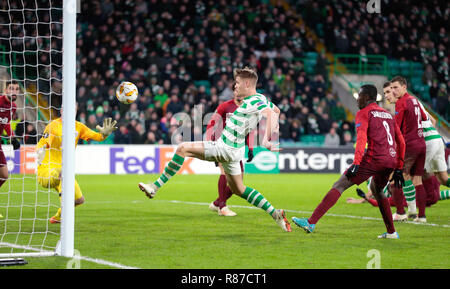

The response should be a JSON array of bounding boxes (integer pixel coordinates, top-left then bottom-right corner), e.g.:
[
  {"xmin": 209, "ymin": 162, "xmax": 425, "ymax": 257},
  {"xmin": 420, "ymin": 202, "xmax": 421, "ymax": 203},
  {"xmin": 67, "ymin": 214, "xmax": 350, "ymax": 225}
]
[{"xmin": 353, "ymin": 92, "xmax": 382, "ymax": 102}]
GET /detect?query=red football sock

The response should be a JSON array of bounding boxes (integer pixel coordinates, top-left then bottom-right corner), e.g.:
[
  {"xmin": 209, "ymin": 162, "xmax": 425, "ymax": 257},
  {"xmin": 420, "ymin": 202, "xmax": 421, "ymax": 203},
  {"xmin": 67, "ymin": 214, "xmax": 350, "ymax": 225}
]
[
  {"xmin": 367, "ymin": 198, "xmax": 378, "ymax": 207},
  {"xmin": 391, "ymin": 186, "xmax": 406, "ymax": 215},
  {"xmin": 213, "ymin": 174, "xmax": 228, "ymax": 207},
  {"xmin": 215, "ymin": 174, "xmax": 233, "ymax": 209},
  {"xmin": 308, "ymin": 188, "xmax": 341, "ymax": 224},
  {"xmin": 377, "ymin": 197, "xmax": 396, "ymax": 234},
  {"xmin": 415, "ymin": 184, "xmax": 426, "ymax": 218},
  {"xmin": 220, "ymin": 186, "xmax": 233, "ymax": 209},
  {"xmin": 387, "ymin": 197, "xmax": 396, "ymax": 207}
]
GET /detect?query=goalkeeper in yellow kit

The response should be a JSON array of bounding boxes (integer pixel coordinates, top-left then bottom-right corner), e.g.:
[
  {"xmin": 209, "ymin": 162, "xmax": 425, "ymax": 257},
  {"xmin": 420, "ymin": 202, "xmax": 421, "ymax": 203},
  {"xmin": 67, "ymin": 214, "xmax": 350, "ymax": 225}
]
[{"xmin": 36, "ymin": 117, "xmax": 117, "ymax": 223}]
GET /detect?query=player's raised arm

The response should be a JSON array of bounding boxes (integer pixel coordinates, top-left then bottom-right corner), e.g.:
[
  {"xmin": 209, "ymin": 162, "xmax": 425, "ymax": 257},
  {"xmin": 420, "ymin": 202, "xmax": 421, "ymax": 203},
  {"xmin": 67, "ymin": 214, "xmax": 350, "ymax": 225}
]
[
  {"xmin": 261, "ymin": 107, "xmax": 280, "ymax": 152},
  {"xmin": 79, "ymin": 117, "xmax": 117, "ymax": 142},
  {"xmin": 270, "ymin": 102, "xmax": 280, "ymax": 115}
]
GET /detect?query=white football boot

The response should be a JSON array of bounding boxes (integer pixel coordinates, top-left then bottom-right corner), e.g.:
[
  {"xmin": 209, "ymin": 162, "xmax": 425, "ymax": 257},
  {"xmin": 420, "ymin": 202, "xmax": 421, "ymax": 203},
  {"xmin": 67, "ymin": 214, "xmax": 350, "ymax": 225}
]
[
  {"xmin": 272, "ymin": 209, "xmax": 292, "ymax": 232},
  {"xmin": 392, "ymin": 213, "xmax": 408, "ymax": 222},
  {"xmin": 413, "ymin": 216, "xmax": 427, "ymax": 223},
  {"xmin": 139, "ymin": 182, "xmax": 158, "ymax": 199},
  {"xmin": 209, "ymin": 202, "xmax": 219, "ymax": 212},
  {"xmin": 218, "ymin": 206, "xmax": 237, "ymax": 217}
]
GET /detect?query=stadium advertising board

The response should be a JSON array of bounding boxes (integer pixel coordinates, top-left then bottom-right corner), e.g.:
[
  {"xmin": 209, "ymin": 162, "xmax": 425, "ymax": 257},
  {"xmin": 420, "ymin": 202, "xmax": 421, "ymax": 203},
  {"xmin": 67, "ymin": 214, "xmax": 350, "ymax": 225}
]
[
  {"xmin": 278, "ymin": 147, "xmax": 355, "ymax": 174},
  {"xmin": 244, "ymin": 147, "xmax": 279, "ymax": 174},
  {"xmin": 4, "ymin": 145, "xmax": 450, "ymax": 175}
]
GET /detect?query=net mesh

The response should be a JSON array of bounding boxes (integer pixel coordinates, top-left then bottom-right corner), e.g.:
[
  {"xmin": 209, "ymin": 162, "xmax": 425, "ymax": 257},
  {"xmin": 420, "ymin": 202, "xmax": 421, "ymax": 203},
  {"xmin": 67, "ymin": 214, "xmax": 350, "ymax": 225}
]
[{"xmin": 0, "ymin": 0, "xmax": 63, "ymax": 256}]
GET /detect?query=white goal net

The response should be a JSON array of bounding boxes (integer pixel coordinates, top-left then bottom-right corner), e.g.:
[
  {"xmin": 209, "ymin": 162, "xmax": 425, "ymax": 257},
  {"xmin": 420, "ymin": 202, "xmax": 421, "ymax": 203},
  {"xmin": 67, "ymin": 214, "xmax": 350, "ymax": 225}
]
[{"xmin": 0, "ymin": 0, "xmax": 65, "ymax": 257}]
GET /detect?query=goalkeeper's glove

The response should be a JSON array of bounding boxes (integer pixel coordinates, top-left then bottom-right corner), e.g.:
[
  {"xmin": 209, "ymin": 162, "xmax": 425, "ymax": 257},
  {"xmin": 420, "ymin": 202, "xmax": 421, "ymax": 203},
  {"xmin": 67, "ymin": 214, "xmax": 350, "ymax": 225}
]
[
  {"xmin": 36, "ymin": 147, "xmax": 45, "ymax": 164},
  {"xmin": 96, "ymin": 117, "xmax": 118, "ymax": 138},
  {"xmin": 11, "ymin": 137, "xmax": 20, "ymax": 150},
  {"xmin": 345, "ymin": 164, "xmax": 359, "ymax": 180},
  {"xmin": 246, "ymin": 148, "xmax": 254, "ymax": 162},
  {"xmin": 390, "ymin": 169, "xmax": 405, "ymax": 188}
]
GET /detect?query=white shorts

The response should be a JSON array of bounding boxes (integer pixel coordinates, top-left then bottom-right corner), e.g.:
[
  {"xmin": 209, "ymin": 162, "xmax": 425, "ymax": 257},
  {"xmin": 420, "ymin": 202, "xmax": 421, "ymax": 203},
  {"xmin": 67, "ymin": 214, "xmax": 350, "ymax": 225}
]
[
  {"xmin": 203, "ymin": 139, "xmax": 245, "ymax": 175},
  {"xmin": 425, "ymin": 138, "xmax": 447, "ymax": 173}
]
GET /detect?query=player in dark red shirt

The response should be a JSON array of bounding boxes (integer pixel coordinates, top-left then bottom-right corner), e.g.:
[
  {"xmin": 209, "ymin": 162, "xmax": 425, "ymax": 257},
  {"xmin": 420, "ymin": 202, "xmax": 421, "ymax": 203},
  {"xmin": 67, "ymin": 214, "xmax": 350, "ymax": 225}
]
[
  {"xmin": 0, "ymin": 80, "xmax": 21, "ymax": 189},
  {"xmin": 388, "ymin": 77, "xmax": 428, "ymax": 222},
  {"xmin": 292, "ymin": 84, "xmax": 406, "ymax": 239},
  {"xmin": 206, "ymin": 83, "xmax": 254, "ymax": 216}
]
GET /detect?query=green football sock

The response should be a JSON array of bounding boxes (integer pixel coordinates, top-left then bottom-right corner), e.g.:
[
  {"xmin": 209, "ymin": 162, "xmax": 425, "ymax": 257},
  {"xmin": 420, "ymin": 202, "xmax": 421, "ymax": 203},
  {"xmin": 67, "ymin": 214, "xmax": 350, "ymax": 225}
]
[
  {"xmin": 446, "ymin": 178, "xmax": 450, "ymax": 188},
  {"xmin": 382, "ymin": 184, "xmax": 390, "ymax": 198},
  {"xmin": 153, "ymin": 153, "xmax": 184, "ymax": 189},
  {"xmin": 402, "ymin": 180, "xmax": 416, "ymax": 211},
  {"xmin": 241, "ymin": 187, "xmax": 275, "ymax": 216},
  {"xmin": 439, "ymin": 190, "xmax": 450, "ymax": 200}
]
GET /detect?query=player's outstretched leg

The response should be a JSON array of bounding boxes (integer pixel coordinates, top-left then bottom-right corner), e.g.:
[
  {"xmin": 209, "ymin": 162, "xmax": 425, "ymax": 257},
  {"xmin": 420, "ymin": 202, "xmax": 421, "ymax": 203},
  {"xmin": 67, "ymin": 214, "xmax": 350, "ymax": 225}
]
[
  {"xmin": 402, "ymin": 179, "xmax": 418, "ymax": 219},
  {"xmin": 227, "ymin": 174, "xmax": 291, "ymax": 232},
  {"xmin": 391, "ymin": 185, "xmax": 407, "ymax": 221},
  {"xmin": 292, "ymin": 174, "xmax": 352, "ymax": 233},
  {"xmin": 139, "ymin": 142, "xmax": 205, "ymax": 198},
  {"xmin": 210, "ymin": 166, "xmax": 236, "ymax": 217},
  {"xmin": 139, "ymin": 153, "xmax": 184, "ymax": 198},
  {"xmin": 370, "ymin": 176, "xmax": 399, "ymax": 239}
]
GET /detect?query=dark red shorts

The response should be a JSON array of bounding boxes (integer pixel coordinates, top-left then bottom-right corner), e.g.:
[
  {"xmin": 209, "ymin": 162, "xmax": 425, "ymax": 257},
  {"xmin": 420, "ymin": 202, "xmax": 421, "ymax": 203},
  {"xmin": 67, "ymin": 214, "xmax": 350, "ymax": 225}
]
[
  {"xmin": 0, "ymin": 145, "xmax": 6, "ymax": 166},
  {"xmin": 345, "ymin": 159, "xmax": 394, "ymax": 187},
  {"xmin": 404, "ymin": 146, "xmax": 426, "ymax": 176}
]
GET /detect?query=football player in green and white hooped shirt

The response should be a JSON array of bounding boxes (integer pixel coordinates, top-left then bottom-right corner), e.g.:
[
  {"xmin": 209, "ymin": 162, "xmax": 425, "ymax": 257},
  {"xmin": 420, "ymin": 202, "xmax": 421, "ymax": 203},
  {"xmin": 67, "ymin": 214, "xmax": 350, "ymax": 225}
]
[
  {"xmin": 138, "ymin": 67, "xmax": 292, "ymax": 232},
  {"xmin": 417, "ymin": 100, "xmax": 450, "ymax": 188}
]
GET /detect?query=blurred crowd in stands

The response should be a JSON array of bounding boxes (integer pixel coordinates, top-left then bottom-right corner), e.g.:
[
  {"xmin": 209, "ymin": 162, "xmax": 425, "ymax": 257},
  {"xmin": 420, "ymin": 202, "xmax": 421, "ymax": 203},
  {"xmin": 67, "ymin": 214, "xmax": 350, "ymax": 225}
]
[
  {"xmin": 4, "ymin": 0, "xmax": 447, "ymax": 147},
  {"xmin": 74, "ymin": 0, "xmax": 358, "ymax": 146},
  {"xmin": 296, "ymin": 0, "xmax": 449, "ymax": 117}
]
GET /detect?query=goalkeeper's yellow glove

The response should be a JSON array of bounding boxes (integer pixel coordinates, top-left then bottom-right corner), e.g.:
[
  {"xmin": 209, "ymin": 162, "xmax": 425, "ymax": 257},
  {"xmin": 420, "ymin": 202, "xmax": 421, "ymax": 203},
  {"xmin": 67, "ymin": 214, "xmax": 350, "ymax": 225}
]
[
  {"xmin": 36, "ymin": 147, "xmax": 46, "ymax": 164},
  {"xmin": 96, "ymin": 117, "xmax": 118, "ymax": 138}
]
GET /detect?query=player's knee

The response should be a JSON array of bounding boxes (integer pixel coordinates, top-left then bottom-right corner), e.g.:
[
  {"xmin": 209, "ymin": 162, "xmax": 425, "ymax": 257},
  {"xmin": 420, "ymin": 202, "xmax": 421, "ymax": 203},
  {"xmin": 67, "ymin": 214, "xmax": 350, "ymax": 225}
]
[
  {"xmin": 176, "ymin": 142, "xmax": 188, "ymax": 156},
  {"xmin": 0, "ymin": 167, "xmax": 9, "ymax": 182},
  {"xmin": 75, "ymin": 196, "xmax": 85, "ymax": 206},
  {"xmin": 331, "ymin": 178, "xmax": 347, "ymax": 193}
]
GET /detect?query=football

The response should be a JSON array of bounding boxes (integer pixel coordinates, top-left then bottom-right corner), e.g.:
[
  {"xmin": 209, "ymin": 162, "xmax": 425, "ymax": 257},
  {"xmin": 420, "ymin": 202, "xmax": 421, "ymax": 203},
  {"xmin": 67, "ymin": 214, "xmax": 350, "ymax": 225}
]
[{"xmin": 116, "ymin": 81, "xmax": 138, "ymax": 104}]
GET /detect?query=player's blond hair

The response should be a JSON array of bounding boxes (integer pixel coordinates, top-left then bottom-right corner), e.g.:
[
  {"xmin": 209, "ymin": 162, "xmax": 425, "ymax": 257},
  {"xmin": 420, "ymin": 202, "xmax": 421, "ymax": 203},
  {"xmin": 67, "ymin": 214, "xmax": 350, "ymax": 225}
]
[{"xmin": 233, "ymin": 67, "xmax": 258, "ymax": 83}]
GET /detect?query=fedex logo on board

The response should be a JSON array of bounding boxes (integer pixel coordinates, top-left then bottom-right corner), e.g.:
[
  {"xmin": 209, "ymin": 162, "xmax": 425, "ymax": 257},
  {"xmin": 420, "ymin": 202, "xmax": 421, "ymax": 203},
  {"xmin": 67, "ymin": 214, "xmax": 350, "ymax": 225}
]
[
  {"xmin": 109, "ymin": 147, "xmax": 160, "ymax": 174},
  {"xmin": 109, "ymin": 146, "xmax": 197, "ymax": 175}
]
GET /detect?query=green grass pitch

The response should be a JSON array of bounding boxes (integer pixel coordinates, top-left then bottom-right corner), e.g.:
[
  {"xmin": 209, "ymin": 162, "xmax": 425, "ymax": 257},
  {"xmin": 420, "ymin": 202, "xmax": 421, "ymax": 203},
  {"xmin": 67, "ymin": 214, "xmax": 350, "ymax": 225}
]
[{"xmin": 0, "ymin": 173, "xmax": 449, "ymax": 269}]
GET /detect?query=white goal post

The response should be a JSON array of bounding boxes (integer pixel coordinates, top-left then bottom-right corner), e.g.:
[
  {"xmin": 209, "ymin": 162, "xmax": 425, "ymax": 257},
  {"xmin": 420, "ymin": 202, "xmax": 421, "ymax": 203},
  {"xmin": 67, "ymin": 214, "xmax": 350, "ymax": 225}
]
[
  {"xmin": 59, "ymin": 0, "xmax": 76, "ymax": 258},
  {"xmin": 0, "ymin": 0, "xmax": 76, "ymax": 258}
]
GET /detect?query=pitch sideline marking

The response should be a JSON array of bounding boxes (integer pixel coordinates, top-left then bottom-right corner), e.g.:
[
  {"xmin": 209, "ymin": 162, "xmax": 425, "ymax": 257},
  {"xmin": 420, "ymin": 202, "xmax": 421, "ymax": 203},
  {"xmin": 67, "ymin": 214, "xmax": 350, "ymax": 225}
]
[
  {"xmin": 92, "ymin": 198, "xmax": 450, "ymax": 228},
  {"xmin": 74, "ymin": 254, "xmax": 139, "ymax": 269},
  {"xmin": 0, "ymin": 242, "xmax": 139, "ymax": 269},
  {"xmin": 156, "ymin": 199, "xmax": 450, "ymax": 228}
]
